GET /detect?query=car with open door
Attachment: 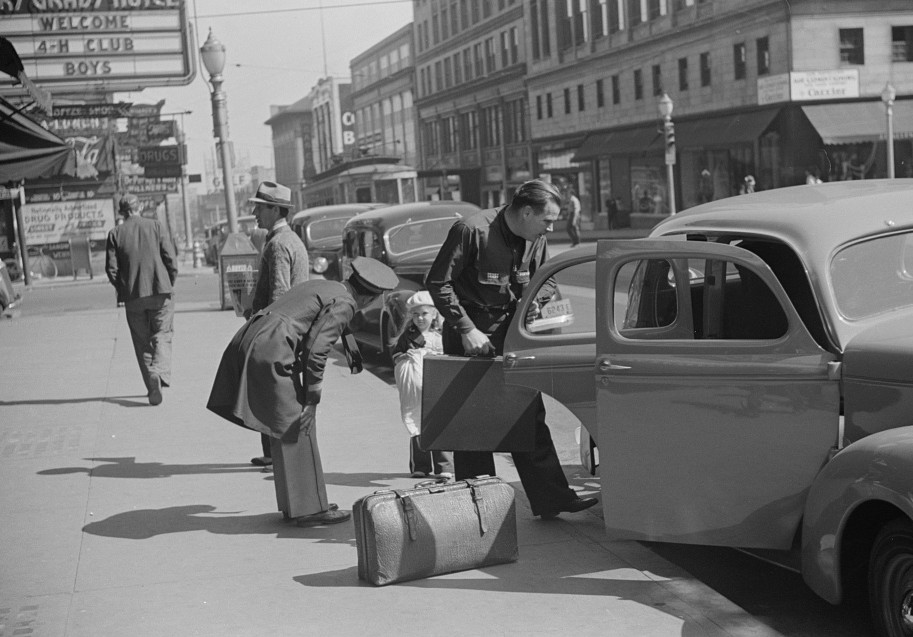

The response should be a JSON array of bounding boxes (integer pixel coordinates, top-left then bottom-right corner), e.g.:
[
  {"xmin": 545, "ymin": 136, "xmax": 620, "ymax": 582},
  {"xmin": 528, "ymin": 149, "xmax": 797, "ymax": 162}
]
[{"xmin": 498, "ymin": 179, "xmax": 913, "ymax": 637}]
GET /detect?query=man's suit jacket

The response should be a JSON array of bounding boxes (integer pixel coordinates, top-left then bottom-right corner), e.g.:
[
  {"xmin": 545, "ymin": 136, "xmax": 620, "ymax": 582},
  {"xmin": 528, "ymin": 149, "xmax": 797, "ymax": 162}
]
[
  {"xmin": 105, "ymin": 215, "xmax": 177, "ymax": 303},
  {"xmin": 251, "ymin": 222, "xmax": 309, "ymax": 313}
]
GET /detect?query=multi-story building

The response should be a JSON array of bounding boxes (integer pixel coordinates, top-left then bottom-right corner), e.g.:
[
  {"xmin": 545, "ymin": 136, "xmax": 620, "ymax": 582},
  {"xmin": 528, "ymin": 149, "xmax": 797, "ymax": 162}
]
[
  {"xmin": 264, "ymin": 96, "xmax": 314, "ymax": 211},
  {"xmin": 413, "ymin": 0, "xmax": 532, "ymax": 206},
  {"xmin": 351, "ymin": 23, "xmax": 419, "ymax": 166},
  {"xmin": 527, "ymin": 0, "xmax": 913, "ymax": 228}
]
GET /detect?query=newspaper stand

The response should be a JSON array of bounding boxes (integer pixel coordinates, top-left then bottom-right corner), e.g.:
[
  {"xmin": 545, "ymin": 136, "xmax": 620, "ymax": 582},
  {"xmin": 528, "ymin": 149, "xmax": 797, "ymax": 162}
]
[
  {"xmin": 218, "ymin": 232, "xmax": 259, "ymax": 314},
  {"xmin": 68, "ymin": 236, "xmax": 93, "ymax": 279}
]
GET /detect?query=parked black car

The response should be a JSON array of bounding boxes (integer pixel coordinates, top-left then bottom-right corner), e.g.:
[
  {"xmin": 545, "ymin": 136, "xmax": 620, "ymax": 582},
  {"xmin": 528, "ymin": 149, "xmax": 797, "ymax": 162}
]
[
  {"xmin": 289, "ymin": 203, "xmax": 387, "ymax": 279},
  {"xmin": 332, "ymin": 200, "xmax": 481, "ymax": 358}
]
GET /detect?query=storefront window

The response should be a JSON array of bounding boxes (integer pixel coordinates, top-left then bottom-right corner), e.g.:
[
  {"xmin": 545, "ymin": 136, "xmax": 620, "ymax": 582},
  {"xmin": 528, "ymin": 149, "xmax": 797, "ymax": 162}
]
[
  {"xmin": 630, "ymin": 163, "xmax": 668, "ymax": 215},
  {"xmin": 679, "ymin": 149, "xmax": 731, "ymax": 210}
]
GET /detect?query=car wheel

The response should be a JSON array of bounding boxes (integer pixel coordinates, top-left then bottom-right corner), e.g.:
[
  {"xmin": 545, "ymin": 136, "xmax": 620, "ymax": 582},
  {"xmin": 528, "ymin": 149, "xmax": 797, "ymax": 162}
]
[{"xmin": 869, "ymin": 518, "xmax": 913, "ymax": 636}]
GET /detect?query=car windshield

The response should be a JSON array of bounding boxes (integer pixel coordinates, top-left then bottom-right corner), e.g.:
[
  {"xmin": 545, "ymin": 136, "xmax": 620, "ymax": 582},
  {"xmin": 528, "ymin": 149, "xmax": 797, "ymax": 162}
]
[
  {"xmin": 831, "ymin": 231, "xmax": 913, "ymax": 320},
  {"xmin": 307, "ymin": 218, "xmax": 348, "ymax": 243},
  {"xmin": 385, "ymin": 218, "xmax": 456, "ymax": 256}
]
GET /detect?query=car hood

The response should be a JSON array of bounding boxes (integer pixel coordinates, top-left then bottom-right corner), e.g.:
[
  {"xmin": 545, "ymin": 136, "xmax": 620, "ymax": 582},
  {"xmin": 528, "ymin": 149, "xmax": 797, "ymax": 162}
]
[{"xmin": 843, "ymin": 312, "xmax": 913, "ymax": 383}]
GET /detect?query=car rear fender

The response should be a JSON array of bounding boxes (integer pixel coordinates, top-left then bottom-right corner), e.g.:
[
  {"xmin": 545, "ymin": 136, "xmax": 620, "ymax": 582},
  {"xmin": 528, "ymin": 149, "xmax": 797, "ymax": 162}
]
[{"xmin": 801, "ymin": 426, "xmax": 913, "ymax": 604}]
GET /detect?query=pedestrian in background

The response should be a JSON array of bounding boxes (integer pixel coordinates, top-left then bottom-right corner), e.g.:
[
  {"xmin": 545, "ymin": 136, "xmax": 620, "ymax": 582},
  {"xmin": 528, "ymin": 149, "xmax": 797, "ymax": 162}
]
[
  {"xmin": 207, "ymin": 257, "xmax": 398, "ymax": 527},
  {"xmin": 246, "ymin": 180, "xmax": 310, "ymax": 468},
  {"xmin": 391, "ymin": 290, "xmax": 453, "ymax": 479},
  {"xmin": 740, "ymin": 175, "xmax": 756, "ymax": 195},
  {"xmin": 565, "ymin": 187, "xmax": 581, "ymax": 247},
  {"xmin": 426, "ymin": 179, "xmax": 598, "ymax": 519},
  {"xmin": 105, "ymin": 194, "xmax": 177, "ymax": 406}
]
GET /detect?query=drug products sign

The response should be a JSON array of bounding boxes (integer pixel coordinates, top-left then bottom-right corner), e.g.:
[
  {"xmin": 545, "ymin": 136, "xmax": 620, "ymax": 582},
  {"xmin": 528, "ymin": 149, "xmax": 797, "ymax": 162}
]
[
  {"xmin": 22, "ymin": 198, "xmax": 115, "ymax": 244},
  {"xmin": 0, "ymin": 0, "xmax": 196, "ymax": 94}
]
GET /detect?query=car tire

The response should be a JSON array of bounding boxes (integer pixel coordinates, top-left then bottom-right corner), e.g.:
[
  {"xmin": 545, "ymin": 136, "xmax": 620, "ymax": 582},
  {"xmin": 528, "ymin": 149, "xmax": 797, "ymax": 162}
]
[{"xmin": 869, "ymin": 518, "xmax": 913, "ymax": 637}]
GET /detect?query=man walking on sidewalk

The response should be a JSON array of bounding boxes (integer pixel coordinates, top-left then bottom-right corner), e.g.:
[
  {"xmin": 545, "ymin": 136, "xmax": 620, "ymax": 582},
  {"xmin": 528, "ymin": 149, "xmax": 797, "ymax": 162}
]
[
  {"xmin": 246, "ymin": 180, "xmax": 310, "ymax": 468},
  {"xmin": 105, "ymin": 194, "xmax": 177, "ymax": 406}
]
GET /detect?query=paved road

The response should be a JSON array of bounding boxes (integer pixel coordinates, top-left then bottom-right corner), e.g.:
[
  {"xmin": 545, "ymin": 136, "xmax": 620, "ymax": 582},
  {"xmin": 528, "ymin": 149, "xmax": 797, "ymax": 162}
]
[{"xmin": 2, "ymin": 266, "xmax": 874, "ymax": 636}]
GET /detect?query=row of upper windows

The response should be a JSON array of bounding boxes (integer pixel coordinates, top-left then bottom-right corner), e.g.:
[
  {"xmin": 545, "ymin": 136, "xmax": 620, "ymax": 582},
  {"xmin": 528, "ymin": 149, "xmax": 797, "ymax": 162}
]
[
  {"xmin": 417, "ymin": 27, "xmax": 519, "ymax": 97},
  {"xmin": 531, "ymin": 0, "xmax": 712, "ymax": 59},
  {"xmin": 352, "ymin": 43, "xmax": 413, "ymax": 91},
  {"xmin": 421, "ymin": 98, "xmax": 527, "ymax": 155},
  {"xmin": 415, "ymin": 0, "xmax": 518, "ymax": 53},
  {"xmin": 841, "ymin": 26, "xmax": 913, "ymax": 64},
  {"xmin": 534, "ymin": 39, "xmax": 767, "ymax": 119}
]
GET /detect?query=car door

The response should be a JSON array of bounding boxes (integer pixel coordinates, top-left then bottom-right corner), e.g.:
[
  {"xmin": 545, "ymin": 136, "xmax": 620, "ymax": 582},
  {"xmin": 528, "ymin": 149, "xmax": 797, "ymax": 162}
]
[
  {"xmin": 502, "ymin": 253, "xmax": 600, "ymax": 433},
  {"xmin": 596, "ymin": 240, "xmax": 840, "ymax": 550}
]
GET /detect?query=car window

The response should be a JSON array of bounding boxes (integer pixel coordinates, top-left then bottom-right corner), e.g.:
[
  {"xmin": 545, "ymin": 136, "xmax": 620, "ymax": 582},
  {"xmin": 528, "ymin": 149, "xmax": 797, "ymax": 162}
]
[
  {"xmin": 386, "ymin": 218, "xmax": 456, "ymax": 255},
  {"xmin": 343, "ymin": 229, "xmax": 384, "ymax": 260},
  {"xmin": 524, "ymin": 261, "xmax": 596, "ymax": 335},
  {"xmin": 831, "ymin": 232, "xmax": 913, "ymax": 320},
  {"xmin": 617, "ymin": 257, "xmax": 788, "ymax": 340},
  {"xmin": 307, "ymin": 218, "xmax": 348, "ymax": 243}
]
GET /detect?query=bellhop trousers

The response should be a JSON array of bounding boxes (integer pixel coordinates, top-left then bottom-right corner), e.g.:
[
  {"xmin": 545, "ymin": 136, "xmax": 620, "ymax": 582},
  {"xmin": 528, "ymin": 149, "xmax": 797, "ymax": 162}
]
[{"xmin": 269, "ymin": 414, "xmax": 329, "ymax": 519}]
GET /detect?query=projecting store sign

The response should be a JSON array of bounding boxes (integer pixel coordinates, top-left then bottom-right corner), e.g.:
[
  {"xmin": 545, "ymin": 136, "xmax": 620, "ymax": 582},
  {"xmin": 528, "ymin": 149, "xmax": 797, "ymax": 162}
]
[
  {"xmin": 0, "ymin": 0, "xmax": 196, "ymax": 94},
  {"xmin": 758, "ymin": 69, "xmax": 860, "ymax": 106}
]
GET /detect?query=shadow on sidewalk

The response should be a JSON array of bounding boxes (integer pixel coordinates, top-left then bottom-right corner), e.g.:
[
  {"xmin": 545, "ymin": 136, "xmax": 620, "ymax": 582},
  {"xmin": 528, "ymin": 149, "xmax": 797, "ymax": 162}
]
[
  {"xmin": 0, "ymin": 395, "xmax": 150, "ymax": 408},
  {"xmin": 81, "ymin": 503, "xmax": 356, "ymax": 543},
  {"xmin": 37, "ymin": 456, "xmax": 257, "ymax": 478}
]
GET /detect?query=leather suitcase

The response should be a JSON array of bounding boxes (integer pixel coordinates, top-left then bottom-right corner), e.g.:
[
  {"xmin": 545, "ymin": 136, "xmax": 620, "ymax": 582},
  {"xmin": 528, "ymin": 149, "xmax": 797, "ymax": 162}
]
[
  {"xmin": 420, "ymin": 355, "xmax": 538, "ymax": 452},
  {"xmin": 353, "ymin": 477, "xmax": 518, "ymax": 586}
]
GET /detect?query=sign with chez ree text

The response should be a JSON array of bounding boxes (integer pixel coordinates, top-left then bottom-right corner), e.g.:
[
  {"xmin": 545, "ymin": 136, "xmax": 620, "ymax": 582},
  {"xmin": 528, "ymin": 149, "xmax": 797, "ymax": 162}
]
[{"xmin": 0, "ymin": 0, "xmax": 196, "ymax": 95}]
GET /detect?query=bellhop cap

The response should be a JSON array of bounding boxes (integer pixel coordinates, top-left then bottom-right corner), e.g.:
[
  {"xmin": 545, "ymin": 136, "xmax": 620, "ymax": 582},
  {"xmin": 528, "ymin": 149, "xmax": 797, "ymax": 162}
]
[
  {"xmin": 248, "ymin": 181, "xmax": 294, "ymax": 208},
  {"xmin": 349, "ymin": 256, "xmax": 398, "ymax": 294}
]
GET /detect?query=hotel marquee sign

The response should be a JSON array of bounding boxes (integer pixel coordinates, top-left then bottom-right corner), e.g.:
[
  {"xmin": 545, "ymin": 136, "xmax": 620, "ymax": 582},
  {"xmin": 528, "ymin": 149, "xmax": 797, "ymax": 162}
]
[{"xmin": 0, "ymin": 0, "xmax": 196, "ymax": 94}]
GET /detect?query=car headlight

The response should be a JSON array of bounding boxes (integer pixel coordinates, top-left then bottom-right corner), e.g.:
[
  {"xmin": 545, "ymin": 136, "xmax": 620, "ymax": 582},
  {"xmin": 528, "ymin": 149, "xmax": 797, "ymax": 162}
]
[{"xmin": 312, "ymin": 256, "xmax": 329, "ymax": 273}]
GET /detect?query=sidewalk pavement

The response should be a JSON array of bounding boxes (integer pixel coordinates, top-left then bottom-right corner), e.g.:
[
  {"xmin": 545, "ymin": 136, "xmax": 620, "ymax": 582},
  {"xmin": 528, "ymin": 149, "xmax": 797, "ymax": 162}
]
[{"xmin": 0, "ymin": 271, "xmax": 780, "ymax": 637}]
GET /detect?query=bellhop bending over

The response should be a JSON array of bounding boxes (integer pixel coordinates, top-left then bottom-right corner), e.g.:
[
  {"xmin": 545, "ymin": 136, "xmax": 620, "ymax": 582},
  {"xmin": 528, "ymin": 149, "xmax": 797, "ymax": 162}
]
[
  {"xmin": 425, "ymin": 179, "xmax": 598, "ymax": 519},
  {"xmin": 207, "ymin": 257, "xmax": 398, "ymax": 527}
]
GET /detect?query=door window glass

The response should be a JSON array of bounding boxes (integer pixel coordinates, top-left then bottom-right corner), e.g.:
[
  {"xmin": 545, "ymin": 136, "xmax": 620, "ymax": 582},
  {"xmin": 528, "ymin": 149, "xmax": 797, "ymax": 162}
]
[
  {"xmin": 617, "ymin": 257, "xmax": 788, "ymax": 340},
  {"xmin": 524, "ymin": 260, "xmax": 596, "ymax": 335}
]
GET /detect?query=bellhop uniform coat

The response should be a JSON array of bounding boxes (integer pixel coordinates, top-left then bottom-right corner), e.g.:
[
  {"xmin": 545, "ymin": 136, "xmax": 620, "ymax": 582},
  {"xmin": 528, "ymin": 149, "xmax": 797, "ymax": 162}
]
[{"xmin": 207, "ymin": 279, "xmax": 357, "ymax": 441}]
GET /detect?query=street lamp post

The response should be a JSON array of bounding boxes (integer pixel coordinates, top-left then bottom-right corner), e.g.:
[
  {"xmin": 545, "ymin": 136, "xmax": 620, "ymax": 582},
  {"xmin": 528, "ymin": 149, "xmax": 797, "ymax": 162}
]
[
  {"xmin": 882, "ymin": 82, "xmax": 896, "ymax": 179},
  {"xmin": 658, "ymin": 93, "xmax": 676, "ymax": 215},
  {"xmin": 200, "ymin": 29, "xmax": 238, "ymax": 234}
]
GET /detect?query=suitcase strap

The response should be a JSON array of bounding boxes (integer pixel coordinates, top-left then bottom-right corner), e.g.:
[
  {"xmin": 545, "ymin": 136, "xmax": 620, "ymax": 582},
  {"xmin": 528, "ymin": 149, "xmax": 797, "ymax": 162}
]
[
  {"xmin": 467, "ymin": 478, "xmax": 489, "ymax": 536},
  {"xmin": 393, "ymin": 480, "xmax": 494, "ymax": 541},
  {"xmin": 393, "ymin": 490, "xmax": 419, "ymax": 541}
]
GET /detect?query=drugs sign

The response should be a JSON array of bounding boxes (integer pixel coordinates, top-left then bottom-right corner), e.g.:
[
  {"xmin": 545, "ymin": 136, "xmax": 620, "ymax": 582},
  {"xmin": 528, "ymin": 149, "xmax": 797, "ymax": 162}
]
[{"xmin": 0, "ymin": 0, "xmax": 196, "ymax": 94}]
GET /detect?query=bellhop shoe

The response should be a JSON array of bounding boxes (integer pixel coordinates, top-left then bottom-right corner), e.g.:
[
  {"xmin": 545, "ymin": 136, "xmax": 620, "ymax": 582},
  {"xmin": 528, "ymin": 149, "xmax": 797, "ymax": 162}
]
[
  {"xmin": 148, "ymin": 374, "xmax": 163, "ymax": 406},
  {"xmin": 295, "ymin": 508, "xmax": 351, "ymax": 528},
  {"xmin": 538, "ymin": 496, "xmax": 598, "ymax": 520}
]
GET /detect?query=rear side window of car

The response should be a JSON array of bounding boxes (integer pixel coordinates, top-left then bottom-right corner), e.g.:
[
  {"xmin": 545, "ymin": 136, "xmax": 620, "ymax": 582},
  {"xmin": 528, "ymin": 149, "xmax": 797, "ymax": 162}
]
[{"xmin": 617, "ymin": 257, "xmax": 788, "ymax": 340}]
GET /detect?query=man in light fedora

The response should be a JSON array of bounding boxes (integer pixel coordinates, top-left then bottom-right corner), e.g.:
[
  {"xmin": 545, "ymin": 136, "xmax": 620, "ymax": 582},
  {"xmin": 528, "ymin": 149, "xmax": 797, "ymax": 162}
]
[{"xmin": 247, "ymin": 180, "xmax": 310, "ymax": 467}]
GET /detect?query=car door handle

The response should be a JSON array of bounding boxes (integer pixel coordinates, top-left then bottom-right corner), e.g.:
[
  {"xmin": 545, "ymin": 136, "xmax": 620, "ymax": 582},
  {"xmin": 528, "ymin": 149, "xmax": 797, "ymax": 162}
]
[
  {"xmin": 504, "ymin": 353, "xmax": 536, "ymax": 367},
  {"xmin": 598, "ymin": 359, "xmax": 631, "ymax": 372}
]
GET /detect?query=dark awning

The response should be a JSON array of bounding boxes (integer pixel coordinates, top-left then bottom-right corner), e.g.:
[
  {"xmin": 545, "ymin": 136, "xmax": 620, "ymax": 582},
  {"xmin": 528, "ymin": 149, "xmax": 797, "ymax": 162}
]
[
  {"xmin": 572, "ymin": 107, "xmax": 781, "ymax": 162},
  {"xmin": 0, "ymin": 96, "xmax": 74, "ymax": 183},
  {"xmin": 675, "ymin": 107, "xmax": 780, "ymax": 146},
  {"xmin": 572, "ymin": 126, "xmax": 661, "ymax": 162},
  {"xmin": 802, "ymin": 101, "xmax": 913, "ymax": 144}
]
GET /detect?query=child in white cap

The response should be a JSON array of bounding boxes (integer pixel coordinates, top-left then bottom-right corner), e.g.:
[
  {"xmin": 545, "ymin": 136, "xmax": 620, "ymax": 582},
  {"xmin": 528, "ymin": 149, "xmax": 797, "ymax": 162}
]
[{"xmin": 391, "ymin": 290, "xmax": 454, "ymax": 479}]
